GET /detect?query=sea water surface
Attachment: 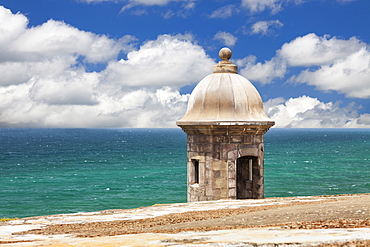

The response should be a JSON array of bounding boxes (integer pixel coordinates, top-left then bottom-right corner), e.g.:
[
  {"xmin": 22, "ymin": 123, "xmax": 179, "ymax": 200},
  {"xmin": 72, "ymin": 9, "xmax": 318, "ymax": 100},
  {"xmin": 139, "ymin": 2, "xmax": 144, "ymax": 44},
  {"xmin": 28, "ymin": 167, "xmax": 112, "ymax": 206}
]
[{"xmin": 0, "ymin": 128, "xmax": 369, "ymax": 218}]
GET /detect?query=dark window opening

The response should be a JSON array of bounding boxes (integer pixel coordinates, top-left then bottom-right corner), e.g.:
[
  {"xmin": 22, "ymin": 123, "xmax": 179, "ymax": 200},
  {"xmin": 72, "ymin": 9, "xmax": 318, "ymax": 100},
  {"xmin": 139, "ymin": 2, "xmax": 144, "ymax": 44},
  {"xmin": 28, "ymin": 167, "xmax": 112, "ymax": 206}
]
[
  {"xmin": 236, "ymin": 156, "xmax": 257, "ymax": 199},
  {"xmin": 192, "ymin": 159, "xmax": 199, "ymax": 184}
]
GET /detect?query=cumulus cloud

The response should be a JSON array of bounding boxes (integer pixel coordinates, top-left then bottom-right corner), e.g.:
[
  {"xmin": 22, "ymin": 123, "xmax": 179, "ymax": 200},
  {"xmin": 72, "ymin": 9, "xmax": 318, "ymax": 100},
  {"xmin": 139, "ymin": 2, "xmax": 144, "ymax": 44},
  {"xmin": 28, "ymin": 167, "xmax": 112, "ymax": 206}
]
[
  {"xmin": 291, "ymin": 48, "xmax": 370, "ymax": 99},
  {"xmin": 0, "ymin": 8, "xmax": 134, "ymax": 64},
  {"xmin": 279, "ymin": 33, "xmax": 364, "ymax": 67},
  {"xmin": 282, "ymin": 34, "xmax": 370, "ymax": 99},
  {"xmin": 352, "ymin": 114, "xmax": 370, "ymax": 127},
  {"xmin": 102, "ymin": 34, "xmax": 214, "ymax": 87},
  {"xmin": 29, "ymin": 69, "xmax": 100, "ymax": 106},
  {"xmin": 0, "ymin": 5, "xmax": 134, "ymax": 89},
  {"xmin": 0, "ymin": 84, "xmax": 189, "ymax": 128},
  {"xmin": 264, "ymin": 96, "xmax": 369, "ymax": 128},
  {"xmin": 237, "ymin": 33, "xmax": 370, "ymax": 99},
  {"xmin": 250, "ymin": 20, "xmax": 283, "ymax": 36},
  {"xmin": 213, "ymin": 31, "xmax": 237, "ymax": 47},
  {"xmin": 0, "ymin": 8, "xmax": 136, "ymax": 73},
  {"xmin": 238, "ymin": 56, "xmax": 286, "ymax": 84},
  {"xmin": 1, "ymin": 6, "xmax": 368, "ymax": 128},
  {"xmin": 0, "ymin": 6, "xmax": 27, "ymax": 46},
  {"xmin": 0, "ymin": 6, "xmax": 212, "ymax": 128}
]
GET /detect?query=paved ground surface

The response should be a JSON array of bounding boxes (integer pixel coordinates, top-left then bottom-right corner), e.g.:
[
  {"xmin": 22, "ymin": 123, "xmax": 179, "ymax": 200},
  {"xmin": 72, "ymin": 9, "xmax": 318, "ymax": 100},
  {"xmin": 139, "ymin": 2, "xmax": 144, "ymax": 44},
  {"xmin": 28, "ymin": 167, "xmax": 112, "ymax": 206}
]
[{"xmin": 1, "ymin": 194, "xmax": 369, "ymax": 246}]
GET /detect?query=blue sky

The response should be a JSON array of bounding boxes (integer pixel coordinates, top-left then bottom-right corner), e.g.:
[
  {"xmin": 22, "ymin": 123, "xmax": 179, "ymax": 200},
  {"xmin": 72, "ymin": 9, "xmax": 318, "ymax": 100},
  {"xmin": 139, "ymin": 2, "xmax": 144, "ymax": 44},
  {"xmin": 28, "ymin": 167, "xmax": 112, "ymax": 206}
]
[{"xmin": 0, "ymin": 0, "xmax": 369, "ymax": 128}]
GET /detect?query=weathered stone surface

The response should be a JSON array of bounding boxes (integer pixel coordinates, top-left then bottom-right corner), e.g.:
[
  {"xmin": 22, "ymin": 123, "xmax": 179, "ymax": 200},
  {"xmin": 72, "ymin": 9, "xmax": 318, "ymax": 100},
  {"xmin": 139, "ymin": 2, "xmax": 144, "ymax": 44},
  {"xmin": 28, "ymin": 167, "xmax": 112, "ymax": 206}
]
[
  {"xmin": 181, "ymin": 125, "xmax": 271, "ymax": 201},
  {"xmin": 228, "ymin": 178, "xmax": 236, "ymax": 188}
]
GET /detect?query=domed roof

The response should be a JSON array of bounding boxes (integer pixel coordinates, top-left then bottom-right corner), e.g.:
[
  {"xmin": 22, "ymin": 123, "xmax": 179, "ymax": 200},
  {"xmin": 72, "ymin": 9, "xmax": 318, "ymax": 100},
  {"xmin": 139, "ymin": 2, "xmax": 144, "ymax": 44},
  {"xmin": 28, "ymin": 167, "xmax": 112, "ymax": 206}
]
[{"xmin": 177, "ymin": 48, "xmax": 274, "ymax": 126}]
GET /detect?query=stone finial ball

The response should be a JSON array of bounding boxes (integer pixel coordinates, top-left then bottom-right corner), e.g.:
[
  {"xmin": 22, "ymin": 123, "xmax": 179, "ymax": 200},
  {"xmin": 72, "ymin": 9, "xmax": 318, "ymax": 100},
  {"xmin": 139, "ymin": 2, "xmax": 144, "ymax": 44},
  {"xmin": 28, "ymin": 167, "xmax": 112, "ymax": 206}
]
[{"xmin": 219, "ymin": 47, "xmax": 232, "ymax": 61}]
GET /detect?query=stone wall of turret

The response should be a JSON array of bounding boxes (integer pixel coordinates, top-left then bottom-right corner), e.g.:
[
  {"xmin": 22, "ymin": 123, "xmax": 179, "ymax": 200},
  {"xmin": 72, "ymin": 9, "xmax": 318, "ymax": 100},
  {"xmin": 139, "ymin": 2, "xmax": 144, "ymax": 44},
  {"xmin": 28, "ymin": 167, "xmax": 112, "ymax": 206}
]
[{"xmin": 181, "ymin": 125, "xmax": 269, "ymax": 202}]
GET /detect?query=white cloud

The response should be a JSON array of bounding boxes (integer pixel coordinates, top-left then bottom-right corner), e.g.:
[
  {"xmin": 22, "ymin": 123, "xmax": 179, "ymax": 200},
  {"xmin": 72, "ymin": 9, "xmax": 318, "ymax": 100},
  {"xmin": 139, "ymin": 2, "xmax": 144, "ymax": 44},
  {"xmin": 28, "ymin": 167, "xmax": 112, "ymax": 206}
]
[
  {"xmin": 182, "ymin": 1, "xmax": 195, "ymax": 9},
  {"xmin": 0, "ymin": 82, "xmax": 190, "ymax": 128},
  {"xmin": 240, "ymin": 0, "xmax": 308, "ymax": 14},
  {"xmin": 282, "ymin": 34, "xmax": 370, "ymax": 99},
  {"xmin": 350, "ymin": 113, "xmax": 370, "ymax": 127},
  {"xmin": 213, "ymin": 31, "xmax": 237, "ymax": 47},
  {"xmin": 121, "ymin": 0, "xmax": 195, "ymax": 18},
  {"xmin": 209, "ymin": 5, "xmax": 238, "ymax": 19},
  {"xmin": 278, "ymin": 33, "xmax": 364, "ymax": 67},
  {"xmin": 250, "ymin": 20, "xmax": 283, "ymax": 36},
  {"xmin": 163, "ymin": 10, "xmax": 175, "ymax": 19},
  {"xmin": 237, "ymin": 33, "xmax": 370, "ymax": 99},
  {"xmin": 1, "ymin": 6, "xmax": 368, "ymax": 128},
  {"xmin": 9, "ymin": 19, "xmax": 135, "ymax": 63},
  {"xmin": 238, "ymin": 56, "xmax": 286, "ymax": 84},
  {"xmin": 264, "ymin": 96, "xmax": 369, "ymax": 128},
  {"xmin": 0, "ymin": 6, "xmax": 212, "ymax": 128},
  {"xmin": 102, "ymin": 34, "xmax": 214, "ymax": 87},
  {"xmin": 119, "ymin": 0, "xmax": 194, "ymax": 13},
  {"xmin": 291, "ymin": 47, "xmax": 370, "ymax": 99},
  {"xmin": 92, "ymin": 86, "xmax": 189, "ymax": 128},
  {"xmin": 162, "ymin": 1, "xmax": 196, "ymax": 19},
  {"xmin": 29, "ymin": 70, "xmax": 100, "ymax": 106},
  {"xmin": 0, "ymin": 6, "xmax": 135, "ymax": 67},
  {"xmin": 241, "ymin": 0, "xmax": 283, "ymax": 14},
  {"xmin": 0, "ymin": 56, "xmax": 78, "ymax": 86},
  {"xmin": 0, "ymin": 6, "xmax": 28, "ymax": 46}
]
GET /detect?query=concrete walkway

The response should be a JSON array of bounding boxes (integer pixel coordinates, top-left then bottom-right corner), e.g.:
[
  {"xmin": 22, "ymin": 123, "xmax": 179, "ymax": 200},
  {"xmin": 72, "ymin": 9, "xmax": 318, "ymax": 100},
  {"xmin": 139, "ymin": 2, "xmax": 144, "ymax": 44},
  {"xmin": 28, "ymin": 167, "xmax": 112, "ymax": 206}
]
[{"xmin": 1, "ymin": 195, "xmax": 369, "ymax": 246}]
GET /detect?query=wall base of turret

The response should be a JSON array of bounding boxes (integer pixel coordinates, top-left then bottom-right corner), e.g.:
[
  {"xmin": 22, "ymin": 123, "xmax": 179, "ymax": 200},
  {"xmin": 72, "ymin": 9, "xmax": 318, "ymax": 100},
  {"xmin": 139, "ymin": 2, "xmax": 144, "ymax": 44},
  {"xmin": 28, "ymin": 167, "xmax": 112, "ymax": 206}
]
[{"xmin": 178, "ymin": 124, "xmax": 272, "ymax": 202}]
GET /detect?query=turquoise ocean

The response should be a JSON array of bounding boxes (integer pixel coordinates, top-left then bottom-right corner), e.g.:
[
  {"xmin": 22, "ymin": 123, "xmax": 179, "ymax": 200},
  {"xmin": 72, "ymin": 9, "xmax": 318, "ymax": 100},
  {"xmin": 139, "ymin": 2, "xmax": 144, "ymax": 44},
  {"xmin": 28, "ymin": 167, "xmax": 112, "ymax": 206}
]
[{"xmin": 1, "ymin": 128, "xmax": 369, "ymax": 219}]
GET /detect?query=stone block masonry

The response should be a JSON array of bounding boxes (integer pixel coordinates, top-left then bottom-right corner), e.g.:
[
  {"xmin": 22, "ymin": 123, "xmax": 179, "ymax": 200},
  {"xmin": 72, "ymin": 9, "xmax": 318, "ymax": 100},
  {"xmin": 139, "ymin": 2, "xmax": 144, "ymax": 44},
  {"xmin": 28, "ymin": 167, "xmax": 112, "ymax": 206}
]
[{"xmin": 181, "ymin": 124, "xmax": 270, "ymax": 201}]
